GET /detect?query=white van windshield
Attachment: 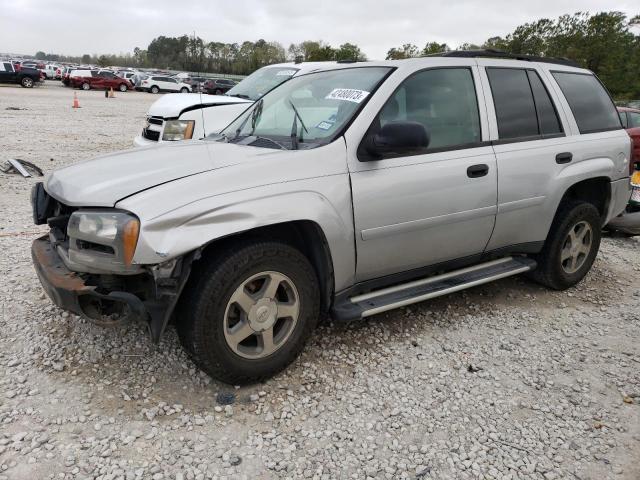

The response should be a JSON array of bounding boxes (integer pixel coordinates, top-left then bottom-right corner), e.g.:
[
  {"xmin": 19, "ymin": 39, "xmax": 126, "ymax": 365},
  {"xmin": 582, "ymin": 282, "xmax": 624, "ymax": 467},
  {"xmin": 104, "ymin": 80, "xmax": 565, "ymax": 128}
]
[{"xmin": 225, "ymin": 66, "xmax": 300, "ymax": 101}]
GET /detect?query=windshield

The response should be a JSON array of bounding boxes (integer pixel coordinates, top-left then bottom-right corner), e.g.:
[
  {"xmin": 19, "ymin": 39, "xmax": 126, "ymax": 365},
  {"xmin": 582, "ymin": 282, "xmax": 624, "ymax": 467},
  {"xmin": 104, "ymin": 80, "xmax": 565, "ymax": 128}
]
[
  {"xmin": 218, "ymin": 67, "xmax": 391, "ymax": 150},
  {"xmin": 225, "ymin": 66, "xmax": 300, "ymax": 101}
]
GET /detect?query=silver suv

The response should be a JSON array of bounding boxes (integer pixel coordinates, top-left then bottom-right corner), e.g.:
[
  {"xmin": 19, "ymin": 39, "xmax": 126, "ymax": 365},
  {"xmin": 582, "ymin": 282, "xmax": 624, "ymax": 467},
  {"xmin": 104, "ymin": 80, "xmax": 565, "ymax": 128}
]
[{"xmin": 31, "ymin": 51, "xmax": 631, "ymax": 384}]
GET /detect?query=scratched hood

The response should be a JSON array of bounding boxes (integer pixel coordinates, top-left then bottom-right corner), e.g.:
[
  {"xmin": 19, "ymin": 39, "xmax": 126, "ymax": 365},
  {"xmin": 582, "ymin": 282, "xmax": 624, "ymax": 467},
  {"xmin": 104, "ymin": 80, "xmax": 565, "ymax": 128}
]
[{"xmin": 45, "ymin": 141, "xmax": 259, "ymax": 207}]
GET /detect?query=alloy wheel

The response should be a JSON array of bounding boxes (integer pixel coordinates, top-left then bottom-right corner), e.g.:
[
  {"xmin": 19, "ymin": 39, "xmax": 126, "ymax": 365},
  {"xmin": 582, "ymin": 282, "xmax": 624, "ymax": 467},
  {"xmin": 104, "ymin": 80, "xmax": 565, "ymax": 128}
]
[
  {"xmin": 223, "ymin": 271, "xmax": 300, "ymax": 359},
  {"xmin": 560, "ymin": 221, "xmax": 592, "ymax": 274}
]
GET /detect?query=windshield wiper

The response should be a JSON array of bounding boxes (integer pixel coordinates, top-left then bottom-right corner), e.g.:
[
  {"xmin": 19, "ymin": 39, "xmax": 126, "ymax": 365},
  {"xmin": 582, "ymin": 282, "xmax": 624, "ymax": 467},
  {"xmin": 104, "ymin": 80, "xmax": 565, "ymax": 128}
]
[
  {"xmin": 228, "ymin": 93, "xmax": 251, "ymax": 99},
  {"xmin": 289, "ymin": 100, "xmax": 308, "ymax": 150},
  {"xmin": 233, "ymin": 98, "xmax": 263, "ymax": 139}
]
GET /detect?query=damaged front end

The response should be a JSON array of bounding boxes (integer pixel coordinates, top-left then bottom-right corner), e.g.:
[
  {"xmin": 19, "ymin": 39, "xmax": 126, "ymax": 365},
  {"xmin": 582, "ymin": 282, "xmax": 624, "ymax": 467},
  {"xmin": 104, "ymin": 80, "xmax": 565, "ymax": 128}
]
[{"xmin": 31, "ymin": 183, "xmax": 196, "ymax": 343}]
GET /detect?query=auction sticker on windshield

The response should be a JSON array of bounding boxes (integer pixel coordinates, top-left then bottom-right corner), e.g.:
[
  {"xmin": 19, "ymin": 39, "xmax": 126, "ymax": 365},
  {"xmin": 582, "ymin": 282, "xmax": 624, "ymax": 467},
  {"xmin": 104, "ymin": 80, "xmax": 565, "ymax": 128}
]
[
  {"xmin": 325, "ymin": 88, "xmax": 370, "ymax": 103},
  {"xmin": 276, "ymin": 70, "xmax": 297, "ymax": 76}
]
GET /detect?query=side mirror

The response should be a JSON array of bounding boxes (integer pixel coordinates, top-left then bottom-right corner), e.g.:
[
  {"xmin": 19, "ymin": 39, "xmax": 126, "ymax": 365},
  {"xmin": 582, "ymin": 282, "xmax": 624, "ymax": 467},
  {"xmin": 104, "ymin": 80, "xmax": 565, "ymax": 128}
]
[{"xmin": 364, "ymin": 121, "xmax": 429, "ymax": 159}]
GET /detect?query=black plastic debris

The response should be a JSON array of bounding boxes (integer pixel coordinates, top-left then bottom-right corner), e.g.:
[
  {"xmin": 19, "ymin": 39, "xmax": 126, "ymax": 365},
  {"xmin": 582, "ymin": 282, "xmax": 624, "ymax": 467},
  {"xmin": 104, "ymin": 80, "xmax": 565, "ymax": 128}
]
[
  {"xmin": 467, "ymin": 364, "xmax": 483, "ymax": 373},
  {"xmin": 216, "ymin": 391, "xmax": 236, "ymax": 405}
]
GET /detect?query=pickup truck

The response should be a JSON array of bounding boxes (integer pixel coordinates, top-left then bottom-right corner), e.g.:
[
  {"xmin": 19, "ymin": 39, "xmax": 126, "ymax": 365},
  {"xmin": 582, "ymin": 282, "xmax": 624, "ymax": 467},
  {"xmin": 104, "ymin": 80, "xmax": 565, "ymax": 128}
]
[
  {"xmin": 31, "ymin": 52, "xmax": 631, "ymax": 385},
  {"xmin": 133, "ymin": 62, "xmax": 333, "ymax": 147},
  {"xmin": 0, "ymin": 61, "xmax": 43, "ymax": 88}
]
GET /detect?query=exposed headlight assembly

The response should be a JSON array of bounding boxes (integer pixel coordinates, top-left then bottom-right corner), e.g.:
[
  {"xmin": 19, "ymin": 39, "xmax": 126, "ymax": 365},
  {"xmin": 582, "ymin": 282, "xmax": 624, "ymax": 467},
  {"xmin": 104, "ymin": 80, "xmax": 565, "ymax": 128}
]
[
  {"xmin": 162, "ymin": 120, "xmax": 195, "ymax": 141},
  {"xmin": 67, "ymin": 210, "xmax": 140, "ymax": 269}
]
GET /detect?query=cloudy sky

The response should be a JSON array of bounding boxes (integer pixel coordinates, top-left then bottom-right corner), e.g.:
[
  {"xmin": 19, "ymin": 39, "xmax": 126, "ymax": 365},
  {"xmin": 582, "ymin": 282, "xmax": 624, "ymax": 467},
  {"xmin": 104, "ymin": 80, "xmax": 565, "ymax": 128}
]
[{"xmin": 0, "ymin": 0, "xmax": 637, "ymax": 59}]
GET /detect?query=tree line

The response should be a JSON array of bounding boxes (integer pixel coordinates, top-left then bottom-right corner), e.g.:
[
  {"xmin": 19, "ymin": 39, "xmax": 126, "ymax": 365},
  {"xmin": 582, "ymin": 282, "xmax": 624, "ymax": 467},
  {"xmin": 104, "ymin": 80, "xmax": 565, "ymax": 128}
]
[{"xmin": 34, "ymin": 11, "xmax": 640, "ymax": 98}]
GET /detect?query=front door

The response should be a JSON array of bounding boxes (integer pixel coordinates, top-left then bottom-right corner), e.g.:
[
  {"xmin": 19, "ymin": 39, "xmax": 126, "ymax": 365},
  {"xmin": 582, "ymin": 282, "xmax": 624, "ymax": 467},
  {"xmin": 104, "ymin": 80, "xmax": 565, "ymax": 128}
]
[{"xmin": 349, "ymin": 66, "xmax": 498, "ymax": 281}]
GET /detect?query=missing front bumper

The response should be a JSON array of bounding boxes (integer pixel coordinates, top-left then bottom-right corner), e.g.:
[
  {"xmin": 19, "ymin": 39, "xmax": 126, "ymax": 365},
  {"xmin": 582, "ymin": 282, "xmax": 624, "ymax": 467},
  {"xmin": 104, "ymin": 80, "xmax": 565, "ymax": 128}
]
[{"xmin": 31, "ymin": 235, "xmax": 147, "ymax": 325}]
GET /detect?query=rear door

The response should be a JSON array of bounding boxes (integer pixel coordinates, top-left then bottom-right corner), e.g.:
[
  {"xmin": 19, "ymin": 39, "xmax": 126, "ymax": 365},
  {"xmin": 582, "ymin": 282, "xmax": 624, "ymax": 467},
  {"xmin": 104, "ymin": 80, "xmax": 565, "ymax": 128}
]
[
  {"xmin": 349, "ymin": 65, "xmax": 498, "ymax": 281},
  {"xmin": 0, "ymin": 62, "xmax": 14, "ymax": 83}
]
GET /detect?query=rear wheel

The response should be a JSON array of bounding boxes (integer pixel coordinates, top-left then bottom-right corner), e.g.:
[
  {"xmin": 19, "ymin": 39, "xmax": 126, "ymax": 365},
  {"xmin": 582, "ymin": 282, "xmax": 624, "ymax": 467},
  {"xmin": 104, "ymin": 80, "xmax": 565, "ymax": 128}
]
[
  {"xmin": 214, "ymin": 88, "xmax": 222, "ymax": 95},
  {"xmin": 21, "ymin": 77, "xmax": 34, "ymax": 88},
  {"xmin": 180, "ymin": 87, "xmax": 189, "ymax": 93},
  {"xmin": 81, "ymin": 82, "xmax": 90, "ymax": 90},
  {"xmin": 530, "ymin": 201, "xmax": 601, "ymax": 290},
  {"xmin": 177, "ymin": 240, "xmax": 320, "ymax": 384},
  {"xmin": 118, "ymin": 83, "xmax": 127, "ymax": 92},
  {"xmin": 150, "ymin": 85, "xmax": 159, "ymax": 94}
]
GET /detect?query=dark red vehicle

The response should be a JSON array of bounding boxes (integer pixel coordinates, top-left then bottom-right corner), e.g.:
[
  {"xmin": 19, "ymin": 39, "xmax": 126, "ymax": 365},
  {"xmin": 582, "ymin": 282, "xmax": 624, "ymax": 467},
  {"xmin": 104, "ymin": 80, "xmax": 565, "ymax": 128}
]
[
  {"xmin": 618, "ymin": 107, "xmax": 640, "ymax": 171},
  {"xmin": 607, "ymin": 107, "xmax": 640, "ymax": 235},
  {"xmin": 69, "ymin": 70, "xmax": 133, "ymax": 92}
]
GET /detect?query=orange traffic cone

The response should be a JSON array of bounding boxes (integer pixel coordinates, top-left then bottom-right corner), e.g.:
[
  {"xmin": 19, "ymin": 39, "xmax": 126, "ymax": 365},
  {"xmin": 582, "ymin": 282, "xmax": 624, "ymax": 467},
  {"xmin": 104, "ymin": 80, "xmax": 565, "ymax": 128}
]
[
  {"xmin": 108, "ymin": 87, "xmax": 115, "ymax": 99},
  {"xmin": 72, "ymin": 92, "xmax": 80, "ymax": 108}
]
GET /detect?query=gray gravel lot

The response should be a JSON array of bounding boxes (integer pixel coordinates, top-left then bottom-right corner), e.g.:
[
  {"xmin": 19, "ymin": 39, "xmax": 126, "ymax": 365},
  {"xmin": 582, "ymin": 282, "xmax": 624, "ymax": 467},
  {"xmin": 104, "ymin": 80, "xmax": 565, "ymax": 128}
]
[{"xmin": 0, "ymin": 82, "xmax": 639, "ymax": 480}]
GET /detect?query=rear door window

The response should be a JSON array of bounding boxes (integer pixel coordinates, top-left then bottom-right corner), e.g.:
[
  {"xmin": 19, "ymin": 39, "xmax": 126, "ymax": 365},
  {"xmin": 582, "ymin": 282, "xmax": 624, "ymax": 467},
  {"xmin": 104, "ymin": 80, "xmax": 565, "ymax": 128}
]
[
  {"xmin": 487, "ymin": 68, "xmax": 563, "ymax": 140},
  {"xmin": 551, "ymin": 72, "xmax": 621, "ymax": 133},
  {"xmin": 619, "ymin": 112, "xmax": 628, "ymax": 128}
]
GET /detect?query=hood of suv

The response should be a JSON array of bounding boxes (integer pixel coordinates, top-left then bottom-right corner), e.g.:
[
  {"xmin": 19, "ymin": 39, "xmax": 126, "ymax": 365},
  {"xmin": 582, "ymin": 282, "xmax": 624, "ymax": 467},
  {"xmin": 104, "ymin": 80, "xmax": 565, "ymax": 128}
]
[
  {"xmin": 45, "ymin": 142, "xmax": 264, "ymax": 207},
  {"xmin": 147, "ymin": 93, "xmax": 252, "ymax": 118}
]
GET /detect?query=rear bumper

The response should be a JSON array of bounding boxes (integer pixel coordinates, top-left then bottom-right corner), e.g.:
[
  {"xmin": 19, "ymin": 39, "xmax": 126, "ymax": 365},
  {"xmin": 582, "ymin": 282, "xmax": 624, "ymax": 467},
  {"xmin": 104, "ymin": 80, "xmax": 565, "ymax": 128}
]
[
  {"xmin": 606, "ymin": 178, "xmax": 632, "ymax": 224},
  {"xmin": 31, "ymin": 235, "xmax": 146, "ymax": 320}
]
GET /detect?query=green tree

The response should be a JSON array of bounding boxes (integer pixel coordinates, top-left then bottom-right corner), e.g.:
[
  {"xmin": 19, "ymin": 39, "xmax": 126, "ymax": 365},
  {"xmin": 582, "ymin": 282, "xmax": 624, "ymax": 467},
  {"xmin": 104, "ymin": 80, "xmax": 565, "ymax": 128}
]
[
  {"xmin": 422, "ymin": 42, "xmax": 450, "ymax": 55},
  {"xmin": 386, "ymin": 43, "xmax": 419, "ymax": 59},
  {"xmin": 35, "ymin": 51, "xmax": 46, "ymax": 60},
  {"xmin": 81, "ymin": 54, "xmax": 91, "ymax": 64},
  {"xmin": 335, "ymin": 43, "xmax": 366, "ymax": 61}
]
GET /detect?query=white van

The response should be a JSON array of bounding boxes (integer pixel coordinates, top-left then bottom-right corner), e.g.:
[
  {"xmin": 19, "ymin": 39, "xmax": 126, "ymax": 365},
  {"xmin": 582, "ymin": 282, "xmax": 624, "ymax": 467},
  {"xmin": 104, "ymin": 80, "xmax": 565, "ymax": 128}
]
[{"xmin": 133, "ymin": 62, "xmax": 334, "ymax": 147}]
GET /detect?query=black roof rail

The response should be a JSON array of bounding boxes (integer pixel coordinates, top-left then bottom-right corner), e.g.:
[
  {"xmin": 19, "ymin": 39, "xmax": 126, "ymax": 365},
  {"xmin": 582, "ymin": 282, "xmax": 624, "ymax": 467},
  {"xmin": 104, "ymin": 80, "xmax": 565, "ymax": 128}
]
[{"xmin": 430, "ymin": 49, "xmax": 581, "ymax": 68}]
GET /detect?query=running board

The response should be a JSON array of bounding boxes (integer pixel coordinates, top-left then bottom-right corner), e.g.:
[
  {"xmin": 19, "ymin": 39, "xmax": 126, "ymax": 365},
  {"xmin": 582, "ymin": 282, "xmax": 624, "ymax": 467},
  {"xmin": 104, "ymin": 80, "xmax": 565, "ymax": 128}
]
[{"xmin": 332, "ymin": 257, "xmax": 536, "ymax": 320}]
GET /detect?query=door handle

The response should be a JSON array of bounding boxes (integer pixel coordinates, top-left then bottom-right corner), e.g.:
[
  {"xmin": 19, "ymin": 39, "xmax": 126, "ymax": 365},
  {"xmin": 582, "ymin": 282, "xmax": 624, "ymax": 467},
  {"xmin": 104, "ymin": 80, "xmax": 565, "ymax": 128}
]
[
  {"xmin": 556, "ymin": 152, "xmax": 573, "ymax": 164},
  {"xmin": 467, "ymin": 164, "xmax": 489, "ymax": 178}
]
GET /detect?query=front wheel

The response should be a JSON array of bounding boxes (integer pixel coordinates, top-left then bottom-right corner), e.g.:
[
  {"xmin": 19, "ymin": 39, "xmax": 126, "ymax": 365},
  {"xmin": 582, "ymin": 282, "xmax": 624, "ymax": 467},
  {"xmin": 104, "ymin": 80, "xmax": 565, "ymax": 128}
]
[
  {"xmin": 21, "ymin": 77, "xmax": 34, "ymax": 88},
  {"xmin": 118, "ymin": 83, "xmax": 127, "ymax": 92},
  {"xmin": 150, "ymin": 86, "xmax": 159, "ymax": 94},
  {"xmin": 180, "ymin": 87, "xmax": 189, "ymax": 93},
  {"xmin": 530, "ymin": 201, "xmax": 601, "ymax": 290},
  {"xmin": 177, "ymin": 240, "xmax": 320, "ymax": 384}
]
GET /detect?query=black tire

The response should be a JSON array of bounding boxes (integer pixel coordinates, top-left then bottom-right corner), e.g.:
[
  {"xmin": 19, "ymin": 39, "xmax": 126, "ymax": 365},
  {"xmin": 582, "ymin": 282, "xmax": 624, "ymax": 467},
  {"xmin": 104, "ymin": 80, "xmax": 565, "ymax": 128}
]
[
  {"xmin": 214, "ymin": 89, "xmax": 222, "ymax": 95},
  {"xmin": 118, "ymin": 83, "xmax": 127, "ymax": 92},
  {"xmin": 21, "ymin": 77, "xmax": 34, "ymax": 88},
  {"xmin": 180, "ymin": 87, "xmax": 189, "ymax": 93},
  {"xmin": 81, "ymin": 82, "xmax": 90, "ymax": 91},
  {"xmin": 177, "ymin": 239, "xmax": 320, "ymax": 384},
  {"xmin": 530, "ymin": 200, "xmax": 601, "ymax": 290},
  {"xmin": 150, "ymin": 86, "xmax": 159, "ymax": 94}
]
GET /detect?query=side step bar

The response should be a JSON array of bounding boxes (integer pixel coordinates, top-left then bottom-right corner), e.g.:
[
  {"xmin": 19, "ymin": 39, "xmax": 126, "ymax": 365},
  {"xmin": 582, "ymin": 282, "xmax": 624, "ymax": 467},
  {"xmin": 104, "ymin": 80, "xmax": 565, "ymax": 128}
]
[{"xmin": 332, "ymin": 257, "xmax": 536, "ymax": 320}]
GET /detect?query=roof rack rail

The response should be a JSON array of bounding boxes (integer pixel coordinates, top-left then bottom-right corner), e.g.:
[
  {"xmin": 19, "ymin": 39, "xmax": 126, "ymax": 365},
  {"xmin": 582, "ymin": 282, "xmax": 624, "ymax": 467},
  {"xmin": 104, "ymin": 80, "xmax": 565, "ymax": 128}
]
[{"xmin": 430, "ymin": 49, "xmax": 581, "ymax": 68}]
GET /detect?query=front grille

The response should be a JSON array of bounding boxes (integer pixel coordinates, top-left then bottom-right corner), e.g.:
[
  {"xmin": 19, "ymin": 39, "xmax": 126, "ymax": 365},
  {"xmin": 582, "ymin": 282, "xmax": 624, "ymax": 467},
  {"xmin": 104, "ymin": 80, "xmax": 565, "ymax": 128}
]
[
  {"xmin": 148, "ymin": 116, "xmax": 163, "ymax": 125},
  {"xmin": 142, "ymin": 128, "xmax": 160, "ymax": 141}
]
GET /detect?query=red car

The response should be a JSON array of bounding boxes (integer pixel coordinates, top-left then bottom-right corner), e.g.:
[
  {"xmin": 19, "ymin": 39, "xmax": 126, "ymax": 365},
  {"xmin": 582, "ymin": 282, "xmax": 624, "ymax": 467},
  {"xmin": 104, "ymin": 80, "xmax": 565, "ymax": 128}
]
[
  {"xmin": 618, "ymin": 107, "xmax": 640, "ymax": 172},
  {"xmin": 70, "ymin": 70, "xmax": 133, "ymax": 92},
  {"xmin": 607, "ymin": 107, "xmax": 640, "ymax": 235}
]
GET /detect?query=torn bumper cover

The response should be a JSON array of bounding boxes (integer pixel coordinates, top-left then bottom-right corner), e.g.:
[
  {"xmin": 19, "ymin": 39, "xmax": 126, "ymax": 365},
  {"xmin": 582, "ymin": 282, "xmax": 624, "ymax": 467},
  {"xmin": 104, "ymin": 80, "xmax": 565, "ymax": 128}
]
[
  {"xmin": 32, "ymin": 235, "xmax": 196, "ymax": 343},
  {"xmin": 31, "ymin": 235, "xmax": 147, "ymax": 322}
]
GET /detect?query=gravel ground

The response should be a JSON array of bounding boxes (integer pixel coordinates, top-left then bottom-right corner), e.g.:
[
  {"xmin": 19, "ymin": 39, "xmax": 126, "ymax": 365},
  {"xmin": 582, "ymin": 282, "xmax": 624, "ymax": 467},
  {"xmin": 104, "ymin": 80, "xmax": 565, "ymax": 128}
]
[{"xmin": 0, "ymin": 82, "xmax": 639, "ymax": 480}]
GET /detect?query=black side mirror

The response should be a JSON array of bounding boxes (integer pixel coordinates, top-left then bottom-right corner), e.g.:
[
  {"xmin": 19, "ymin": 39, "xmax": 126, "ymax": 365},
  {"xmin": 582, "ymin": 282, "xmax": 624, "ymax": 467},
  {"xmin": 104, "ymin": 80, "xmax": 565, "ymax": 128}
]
[{"xmin": 364, "ymin": 121, "xmax": 429, "ymax": 159}]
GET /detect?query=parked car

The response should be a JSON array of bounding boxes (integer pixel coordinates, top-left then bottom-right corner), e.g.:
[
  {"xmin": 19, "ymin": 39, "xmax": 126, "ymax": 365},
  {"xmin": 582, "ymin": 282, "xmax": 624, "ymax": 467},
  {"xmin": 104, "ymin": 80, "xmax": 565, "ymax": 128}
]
[
  {"xmin": 0, "ymin": 61, "xmax": 42, "ymax": 87},
  {"xmin": 44, "ymin": 64, "xmax": 61, "ymax": 79},
  {"xmin": 182, "ymin": 76, "xmax": 211, "ymax": 93},
  {"xmin": 69, "ymin": 70, "xmax": 133, "ymax": 92},
  {"xmin": 31, "ymin": 52, "xmax": 631, "ymax": 384},
  {"xmin": 203, "ymin": 78, "xmax": 236, "ymax": 95},
  {"xmin": 607, "ymin": 107, "xmax": 640, "ymax": 235},
  {"xmin": 133, "ymin": 62, "xmax": 332, "ymax": 147},
  {"xmin": 136, "ymin": 75, "xmax": 191, "ymax": 94}
]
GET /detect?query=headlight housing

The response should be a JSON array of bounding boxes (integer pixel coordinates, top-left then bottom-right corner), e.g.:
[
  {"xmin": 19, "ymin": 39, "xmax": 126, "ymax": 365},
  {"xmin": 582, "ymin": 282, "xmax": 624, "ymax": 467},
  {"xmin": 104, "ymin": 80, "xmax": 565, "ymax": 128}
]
[
  {"xmin": 67, "ymin": 210, "xmax": 140, "ymax": 269},
  {"xmin": 162, "ymin": 120, "xmax": 195, "ymax": 141}
]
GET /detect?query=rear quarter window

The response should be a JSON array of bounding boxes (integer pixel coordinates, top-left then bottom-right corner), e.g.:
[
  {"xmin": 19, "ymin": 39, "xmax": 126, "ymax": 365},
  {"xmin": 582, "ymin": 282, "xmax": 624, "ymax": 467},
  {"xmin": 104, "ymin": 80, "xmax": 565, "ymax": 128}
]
[{"xmin": 551, "ymin": 72, "xmax": 621, "ymax": 134}]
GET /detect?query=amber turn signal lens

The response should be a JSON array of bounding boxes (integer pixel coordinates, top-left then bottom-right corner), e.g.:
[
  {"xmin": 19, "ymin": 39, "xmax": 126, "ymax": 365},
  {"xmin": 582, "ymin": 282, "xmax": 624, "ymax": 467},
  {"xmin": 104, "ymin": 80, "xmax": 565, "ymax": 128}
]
[
  {"xmin": 184, "ymin": 121, "xmax": 194, "ymax": 140},
  {"xmin": 631, "ymin": 170, "xmax": 640, "ymax": 186},
  {"xmin": 122, "ymin": 219, "xmax": 140, "ymax": 266}
]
